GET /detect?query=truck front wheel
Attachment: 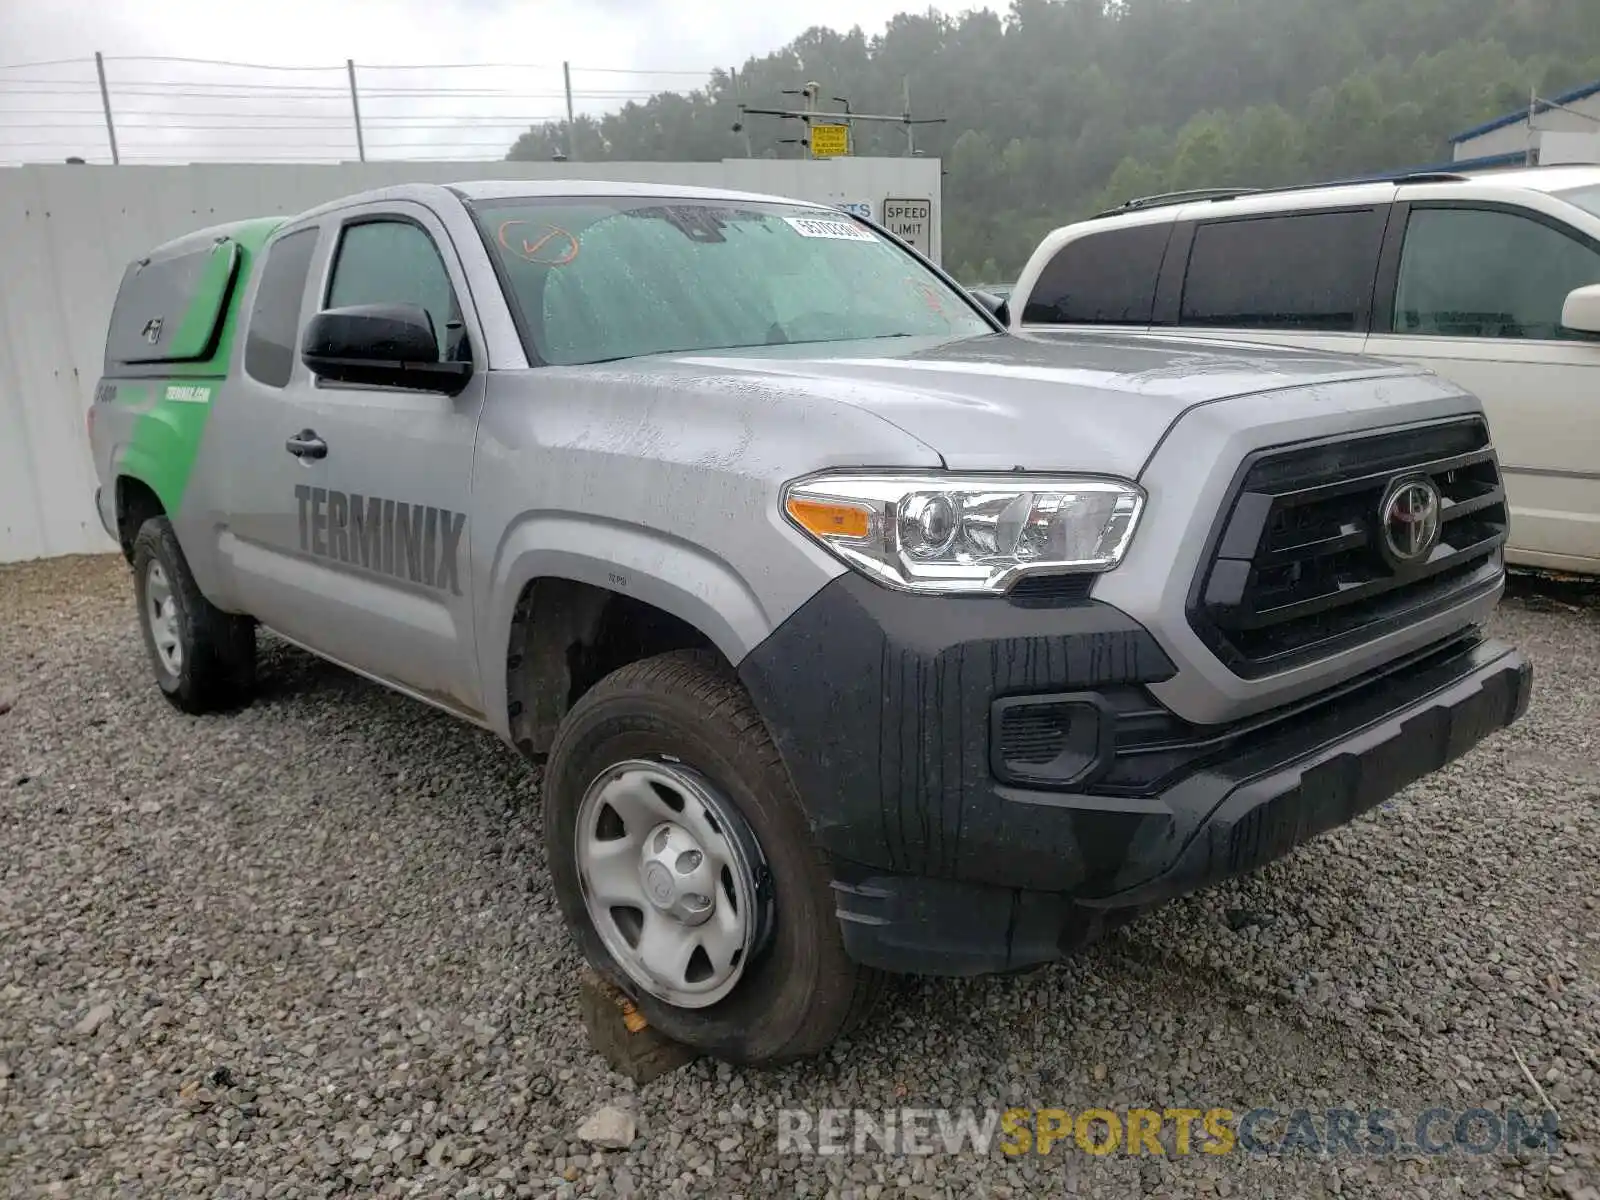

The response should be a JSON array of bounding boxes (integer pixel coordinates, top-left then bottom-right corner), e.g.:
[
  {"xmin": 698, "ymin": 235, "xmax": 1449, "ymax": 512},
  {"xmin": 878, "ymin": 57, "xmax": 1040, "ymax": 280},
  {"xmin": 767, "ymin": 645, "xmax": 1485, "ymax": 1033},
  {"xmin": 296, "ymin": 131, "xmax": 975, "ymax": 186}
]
[
  {"xmin": 544, "ymin": 650, "xmax": 885, "ymax": 1065},
  {"xmin": 131, "ymin": 516, "xmax": 255, "ymax": 714}
]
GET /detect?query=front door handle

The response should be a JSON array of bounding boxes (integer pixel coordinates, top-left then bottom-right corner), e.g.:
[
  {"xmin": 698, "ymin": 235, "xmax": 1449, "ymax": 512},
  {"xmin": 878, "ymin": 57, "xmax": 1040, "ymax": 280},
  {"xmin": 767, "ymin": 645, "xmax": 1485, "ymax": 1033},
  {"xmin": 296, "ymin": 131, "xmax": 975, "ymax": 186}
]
[{"xmin": 285, "ymin": 429, "xmax": 327, "ymax": 460}]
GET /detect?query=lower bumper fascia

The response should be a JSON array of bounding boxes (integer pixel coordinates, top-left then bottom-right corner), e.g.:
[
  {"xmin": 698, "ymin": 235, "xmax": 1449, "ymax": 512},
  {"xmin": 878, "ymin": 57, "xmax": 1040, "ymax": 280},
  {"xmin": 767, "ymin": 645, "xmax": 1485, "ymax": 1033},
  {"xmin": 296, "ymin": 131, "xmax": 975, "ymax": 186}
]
[{"xmin": 831, "ymin": 640, "xmax": 1532, "ymax": 976}]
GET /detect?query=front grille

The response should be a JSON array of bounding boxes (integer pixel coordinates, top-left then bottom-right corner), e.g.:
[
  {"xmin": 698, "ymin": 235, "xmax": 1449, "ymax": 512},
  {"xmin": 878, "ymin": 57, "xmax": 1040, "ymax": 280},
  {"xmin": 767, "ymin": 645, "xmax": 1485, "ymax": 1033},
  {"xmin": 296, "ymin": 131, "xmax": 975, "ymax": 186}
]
[
  {"xmin": 1006, "ymin": 573, "xmax": 1094, "ymax": 606},
  {"xmin": 1189, "ymin": 418, "xmax": 1507, "ymax": 678},
  {"xmin": 1088, "ymin": 633, "xmax": 1481, "ymax": 797}
]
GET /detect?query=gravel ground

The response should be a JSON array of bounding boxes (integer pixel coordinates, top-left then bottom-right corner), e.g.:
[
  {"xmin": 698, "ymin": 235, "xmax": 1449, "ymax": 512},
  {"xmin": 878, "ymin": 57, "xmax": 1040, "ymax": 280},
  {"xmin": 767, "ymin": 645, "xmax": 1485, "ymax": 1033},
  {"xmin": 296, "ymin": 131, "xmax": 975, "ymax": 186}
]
[{"xmin": 1, "ymin": 553, "xmax": 1597, "ymax": 1200}]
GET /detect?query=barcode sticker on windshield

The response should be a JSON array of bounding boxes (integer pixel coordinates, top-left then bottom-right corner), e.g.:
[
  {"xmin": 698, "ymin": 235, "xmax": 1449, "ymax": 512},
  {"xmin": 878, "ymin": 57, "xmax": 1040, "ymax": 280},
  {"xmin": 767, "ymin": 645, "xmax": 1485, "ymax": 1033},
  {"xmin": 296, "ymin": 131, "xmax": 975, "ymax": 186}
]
[{"xmin": 783, "ymin": 216, "xmax": 878, "ymax": 242}]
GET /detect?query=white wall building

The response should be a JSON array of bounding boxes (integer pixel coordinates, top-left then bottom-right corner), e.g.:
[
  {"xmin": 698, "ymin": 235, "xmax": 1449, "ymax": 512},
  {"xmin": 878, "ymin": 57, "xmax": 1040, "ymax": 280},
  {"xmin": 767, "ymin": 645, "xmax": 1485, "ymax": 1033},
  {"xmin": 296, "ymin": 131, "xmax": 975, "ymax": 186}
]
[
  {"xmin": 0, "ymin": 157, "xmax": 942, "ymax": 563},
  {"xmin": 1451, "ymin": 79, "xmax": 1600, "ymax": 169}
]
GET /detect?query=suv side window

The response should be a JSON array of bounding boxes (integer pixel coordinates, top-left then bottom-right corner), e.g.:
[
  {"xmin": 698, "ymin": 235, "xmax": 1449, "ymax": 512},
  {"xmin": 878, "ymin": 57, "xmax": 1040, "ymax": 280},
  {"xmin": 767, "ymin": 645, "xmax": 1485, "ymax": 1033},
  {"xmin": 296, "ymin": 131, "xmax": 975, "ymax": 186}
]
[
  {"xmin": 243, "ymin": 227, "xmax": 318, "ymax": 388},
  {"xmin": 1180, "ymin": 209, "xmax": 1387, "ymax": 332},
  {"xmin": 1021, "ymin": 223, "xmax": 1170, "ymax": 325},
  {"xmin": 1392, "ymin": 206, "xmax": 1600, "ymax": 340},
  {"xmin": 325, "ymin": 219, "xmax": 470, "ymax": 361}
]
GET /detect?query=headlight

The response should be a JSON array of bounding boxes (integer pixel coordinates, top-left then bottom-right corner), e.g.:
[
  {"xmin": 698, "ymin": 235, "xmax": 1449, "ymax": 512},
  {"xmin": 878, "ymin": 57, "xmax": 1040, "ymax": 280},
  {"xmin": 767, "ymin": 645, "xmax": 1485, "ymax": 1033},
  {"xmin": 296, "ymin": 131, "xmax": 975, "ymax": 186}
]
[{"xmin": 782, "ymin": 473, "xmax": 1145, "ymax": 594}]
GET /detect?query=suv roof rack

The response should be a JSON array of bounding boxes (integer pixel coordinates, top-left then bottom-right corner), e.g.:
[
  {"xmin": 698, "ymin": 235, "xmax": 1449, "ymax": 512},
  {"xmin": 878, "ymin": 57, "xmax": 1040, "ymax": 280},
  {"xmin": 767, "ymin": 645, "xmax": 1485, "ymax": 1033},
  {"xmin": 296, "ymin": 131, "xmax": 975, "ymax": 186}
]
[
  {"xmin": 1096, "ymin": 187, "xmax": 1262, "ymax": 216},
  {"xmin": 1090, "ymin": 170, "xmax": 1474, "ymax": 220},
  {"xmin": 1386, "ymin": 171, "xmax": 1473, "ymax": 184}
]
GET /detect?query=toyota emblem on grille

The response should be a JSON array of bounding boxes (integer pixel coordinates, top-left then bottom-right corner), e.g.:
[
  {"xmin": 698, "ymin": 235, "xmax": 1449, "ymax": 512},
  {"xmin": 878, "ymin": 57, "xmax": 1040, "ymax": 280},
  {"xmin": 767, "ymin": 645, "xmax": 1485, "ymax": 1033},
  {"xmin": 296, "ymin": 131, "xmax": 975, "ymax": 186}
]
[{"xmin": 1379, "ymin": 476, "xmax": 1442, "ymax": 566}]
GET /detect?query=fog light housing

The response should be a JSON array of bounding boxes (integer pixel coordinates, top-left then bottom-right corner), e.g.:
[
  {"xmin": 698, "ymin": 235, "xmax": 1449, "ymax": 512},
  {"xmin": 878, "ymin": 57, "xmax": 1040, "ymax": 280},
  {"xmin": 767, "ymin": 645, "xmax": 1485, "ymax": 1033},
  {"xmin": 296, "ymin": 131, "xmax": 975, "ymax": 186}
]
[{"xmin": 990, "ymin": 693, "xmax": 1114, "ymax": 788}]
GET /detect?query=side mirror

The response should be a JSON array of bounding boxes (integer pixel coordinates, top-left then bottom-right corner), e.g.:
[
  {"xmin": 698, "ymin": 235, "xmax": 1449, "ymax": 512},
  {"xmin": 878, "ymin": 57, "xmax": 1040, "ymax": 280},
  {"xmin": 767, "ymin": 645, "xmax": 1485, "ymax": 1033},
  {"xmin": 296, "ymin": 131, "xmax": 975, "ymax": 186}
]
[
  {"xmin": 1561, "ymin": 283, "xmax": 1600, "ymax": 335},
  {"xmin": 301, "ymin": 303, "xmax": 472, "ymax": 394},
  {"xmin": 969, "ymin": 288, "xmax": 1011, "ymax": 327}
]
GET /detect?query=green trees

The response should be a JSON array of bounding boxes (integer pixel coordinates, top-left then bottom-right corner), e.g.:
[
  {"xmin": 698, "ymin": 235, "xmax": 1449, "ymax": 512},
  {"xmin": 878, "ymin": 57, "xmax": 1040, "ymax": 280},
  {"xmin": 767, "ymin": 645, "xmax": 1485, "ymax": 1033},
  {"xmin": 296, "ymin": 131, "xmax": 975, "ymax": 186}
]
[{"xmin": 505, "ymin": 0, "xmax": 1600, "ymax": 282}]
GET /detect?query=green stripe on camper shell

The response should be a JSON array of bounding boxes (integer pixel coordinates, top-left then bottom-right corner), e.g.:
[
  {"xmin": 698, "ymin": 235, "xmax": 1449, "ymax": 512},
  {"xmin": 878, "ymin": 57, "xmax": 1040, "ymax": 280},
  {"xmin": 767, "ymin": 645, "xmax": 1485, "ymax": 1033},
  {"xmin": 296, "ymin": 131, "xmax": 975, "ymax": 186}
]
[{"xmin": 114, "ymin": 216, "xmax": 285, "ymax": 518}]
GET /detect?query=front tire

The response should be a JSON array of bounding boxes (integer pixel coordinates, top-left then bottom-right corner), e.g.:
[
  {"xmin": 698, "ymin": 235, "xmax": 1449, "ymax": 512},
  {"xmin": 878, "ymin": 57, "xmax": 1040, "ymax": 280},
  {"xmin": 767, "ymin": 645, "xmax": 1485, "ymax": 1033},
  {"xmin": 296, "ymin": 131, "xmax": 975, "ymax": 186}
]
[
  {"xmin": 544, "ymin": 650, "xmax": 885, "ymax": 1065},
  {"xmin": 131, "ymin": 516, "xmax": 255, "ymax": 714}
]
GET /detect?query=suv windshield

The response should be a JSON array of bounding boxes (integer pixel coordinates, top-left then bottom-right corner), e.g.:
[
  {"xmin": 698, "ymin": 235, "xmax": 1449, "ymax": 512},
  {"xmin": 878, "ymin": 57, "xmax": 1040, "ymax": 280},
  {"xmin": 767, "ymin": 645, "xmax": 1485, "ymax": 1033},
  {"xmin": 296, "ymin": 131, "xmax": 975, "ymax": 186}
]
[
  {"xmin": 1555, "ymin": 184, "xmax": 1600, "ymax": 222},
  {"xmin": 469, "ymin": 196, "xmax": 991, "ymax": 366}
]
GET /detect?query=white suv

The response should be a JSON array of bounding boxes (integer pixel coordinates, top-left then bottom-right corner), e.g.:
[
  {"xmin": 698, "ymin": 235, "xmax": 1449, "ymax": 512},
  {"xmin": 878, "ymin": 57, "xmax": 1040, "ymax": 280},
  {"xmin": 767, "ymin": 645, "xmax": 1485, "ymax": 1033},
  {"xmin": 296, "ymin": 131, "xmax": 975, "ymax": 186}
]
[{"xmin": 1009, "ymin": 166, "xmax": 1600, "ymax": 576}]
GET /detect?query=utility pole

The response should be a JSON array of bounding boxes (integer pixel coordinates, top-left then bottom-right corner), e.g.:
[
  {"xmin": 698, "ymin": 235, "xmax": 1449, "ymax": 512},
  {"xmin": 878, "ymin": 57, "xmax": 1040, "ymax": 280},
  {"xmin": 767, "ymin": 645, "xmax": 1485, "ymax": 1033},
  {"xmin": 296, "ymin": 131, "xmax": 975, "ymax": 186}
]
[
  {"xmin": 1528, "ymin": 86, "xmax": 1537, "ymax": 166},
  {"xmin": 733, "ymin": 68, "xmax": 752, "ymax": 157},
  {"xmin": 94, "ymin": 52, "xmax": 119, "ymax": 166},
  {"xmin": 904, "ymin": 76, "xmax": 914, "ymax": 157},
  {"xmin": 803, "ymin": 82, "xmax": 819, "ymax": 160},
  {"xmin": 347, "ymin": 59, "xmax": 366, "ymax": 163},
  {"xmin": 777, "ymin": 82, "xmax": 821, "ymax": 157},
  {"xmin": 563, "ymin": 61, "xmax": 577, "ymax": 161}
]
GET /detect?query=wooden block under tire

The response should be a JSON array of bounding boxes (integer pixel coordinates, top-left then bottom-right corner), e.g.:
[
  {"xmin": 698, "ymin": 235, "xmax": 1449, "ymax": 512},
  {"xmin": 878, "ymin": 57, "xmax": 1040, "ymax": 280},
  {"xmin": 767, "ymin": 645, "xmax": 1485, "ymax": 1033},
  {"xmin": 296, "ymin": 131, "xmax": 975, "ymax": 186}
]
[{"xmin": 577, "ymin": 969, "xmax": 698, "ymax": 1084}]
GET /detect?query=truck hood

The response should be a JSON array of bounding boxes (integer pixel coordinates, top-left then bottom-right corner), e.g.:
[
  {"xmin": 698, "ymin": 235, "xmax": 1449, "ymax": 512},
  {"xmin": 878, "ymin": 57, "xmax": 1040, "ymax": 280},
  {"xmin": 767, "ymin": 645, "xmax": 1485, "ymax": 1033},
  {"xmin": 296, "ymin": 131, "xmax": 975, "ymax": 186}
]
[{"xmin": 661, "ymin": 331, "xmax": 1427, "ymax": 476}]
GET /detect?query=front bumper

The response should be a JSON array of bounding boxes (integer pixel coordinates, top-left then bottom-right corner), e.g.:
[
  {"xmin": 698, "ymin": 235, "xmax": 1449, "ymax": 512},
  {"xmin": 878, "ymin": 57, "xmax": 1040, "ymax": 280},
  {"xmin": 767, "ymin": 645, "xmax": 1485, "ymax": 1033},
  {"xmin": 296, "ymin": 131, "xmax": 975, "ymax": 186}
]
[{"xmin": 738, "ymin": 574, "xmax": 1531, "ymax": 976}]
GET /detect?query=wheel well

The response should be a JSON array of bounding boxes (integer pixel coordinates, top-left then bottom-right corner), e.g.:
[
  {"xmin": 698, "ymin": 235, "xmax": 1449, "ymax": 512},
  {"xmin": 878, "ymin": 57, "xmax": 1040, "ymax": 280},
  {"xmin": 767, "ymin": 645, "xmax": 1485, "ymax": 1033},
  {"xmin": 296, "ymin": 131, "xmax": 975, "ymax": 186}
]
[
  {"xmin": 114, "ymin": 477, "xmax": 164, "ymax": 562},
  {"xmin": 505, "ymin": 578, "xmax": 721, "ymax": 759}
]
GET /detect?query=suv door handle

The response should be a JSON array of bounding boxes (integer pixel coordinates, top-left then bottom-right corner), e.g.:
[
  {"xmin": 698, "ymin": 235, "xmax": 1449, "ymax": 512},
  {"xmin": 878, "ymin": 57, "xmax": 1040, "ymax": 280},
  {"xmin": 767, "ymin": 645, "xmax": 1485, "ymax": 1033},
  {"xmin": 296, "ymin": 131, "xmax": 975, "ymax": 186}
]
[{"xmin": 285, "ymin": 430, "xmax": 327, "ymax": 460}]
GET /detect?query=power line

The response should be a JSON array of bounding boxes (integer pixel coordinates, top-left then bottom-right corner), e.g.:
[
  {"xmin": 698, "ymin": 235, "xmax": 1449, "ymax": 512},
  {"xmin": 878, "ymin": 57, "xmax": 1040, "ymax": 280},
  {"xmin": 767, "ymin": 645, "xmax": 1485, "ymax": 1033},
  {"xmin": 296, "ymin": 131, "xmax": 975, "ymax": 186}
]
[
  {"xmin": 568, "ymin": 66, "xmax": 718, "ymax": 76},
  {"xmin": 0, "ymin": 58, "xmax": 92, "ymax": 72},
  {"xmin": 109, "ymin": 152, "xmax": 511, "ymax": 162},
  {"xmin": 0, "ymin": 89, "xmax": 662, "ymax": 102},
  {"xmin": 57, "ymin": 134, "xmax": 530, "ymax": 144},
  {"xmin": 1, "ymin": 57, "xmax": 717, "ymax": 77},
  {"xmin": 348, "ymin": 62, "xmax": 560, "ymax": 71},
  {"xmin": 107, "ymin": 57, "xmax": 715, "ymax": 75},
  {"xmin": 95, "ymin": 138, "xmax": 525, "ymax": 148},
  {"xmin": 364, "ymin": 116, "xmax": 563, "ymax": 123},
  {"xmin": 102, "ymin": 56, "xmax": 346, "ymax": 72},
  {"xmin": 5, "ymin": 121, "xmax": 553, "ymax": 132},
  {"xmin": 368, "ymin": 88, "xmax": 661, "ymax": 98},
  {"xmin": 3, "ymin": 115, "xmax": 559, "ymax": 126},
  {"xmin": 10, "ymin": 111, "xmax": 568, "ymax": 121},
  {"xmin": 1, "ymin": 83, "xmax": 346, "ymax": 95},
  {"xmin": 0, "ymin": 53, "xmax": 723, "ymax": 165},
  {"xmin": 118, "ymin": 121, "xmax": 558, "ymax": 130},
  {"xmin": 352, "ymin": 62, "xmax": 709, "ymax": 73},
  {"xmin": 0, "ymin": 96, "xmax": 657, "ymax": 110}
]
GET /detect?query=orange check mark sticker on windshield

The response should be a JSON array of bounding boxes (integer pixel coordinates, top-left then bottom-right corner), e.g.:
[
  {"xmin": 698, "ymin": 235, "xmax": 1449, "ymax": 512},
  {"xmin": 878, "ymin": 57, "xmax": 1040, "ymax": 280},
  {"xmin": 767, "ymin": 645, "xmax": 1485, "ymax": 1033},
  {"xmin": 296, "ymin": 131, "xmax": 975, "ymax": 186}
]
[{"xmin": 497, "ymin": 220, "xmax": 579, "ymax": 265}]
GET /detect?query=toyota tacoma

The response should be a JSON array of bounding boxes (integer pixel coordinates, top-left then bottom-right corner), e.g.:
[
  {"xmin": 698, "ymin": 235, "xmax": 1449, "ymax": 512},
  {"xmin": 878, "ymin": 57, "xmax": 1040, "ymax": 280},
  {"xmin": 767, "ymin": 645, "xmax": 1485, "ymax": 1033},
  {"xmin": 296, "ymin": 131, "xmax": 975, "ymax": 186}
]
[{"xmin": 89, "ymin": 180, "xmax": 1531, "ymax": 1064}]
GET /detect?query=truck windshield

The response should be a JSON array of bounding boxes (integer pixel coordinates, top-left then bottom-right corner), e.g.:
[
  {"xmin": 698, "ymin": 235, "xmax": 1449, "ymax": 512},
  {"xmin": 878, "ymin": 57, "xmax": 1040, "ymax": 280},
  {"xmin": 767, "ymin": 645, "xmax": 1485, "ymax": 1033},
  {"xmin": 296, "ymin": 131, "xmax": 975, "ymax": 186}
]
[
  {"xmin": 469, "ymin": 197, "xmax": 992, "ymax": 366},
  {"xmin": 1555, "ymin": 184, "xmax": 1600, "ymax": 222}
]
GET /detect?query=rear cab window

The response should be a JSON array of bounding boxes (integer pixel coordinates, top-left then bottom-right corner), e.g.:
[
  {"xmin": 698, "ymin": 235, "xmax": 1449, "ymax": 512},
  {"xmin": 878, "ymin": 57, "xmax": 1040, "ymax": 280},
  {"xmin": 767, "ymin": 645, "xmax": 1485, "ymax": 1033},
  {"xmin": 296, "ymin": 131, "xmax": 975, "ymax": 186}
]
[
  {"xmin": 243, "ymin": 227, "xmax": 319, "ymax": 388},
  {"xmin": 1178, "ymin": 208, "xmax": 1388, "ymax": 332},
  {"xmin": 1021, "ymin": 222, "xmax": 1172, "ymax": 325}
]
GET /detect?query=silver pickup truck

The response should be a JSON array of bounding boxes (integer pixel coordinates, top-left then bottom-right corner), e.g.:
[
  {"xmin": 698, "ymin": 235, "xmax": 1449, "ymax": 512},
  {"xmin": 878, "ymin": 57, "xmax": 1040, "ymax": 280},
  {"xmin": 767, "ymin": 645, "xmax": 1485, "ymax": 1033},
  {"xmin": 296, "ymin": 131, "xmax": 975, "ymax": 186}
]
[{"xmin": 89, "ymin": 180, "xmax": 1531, "ymax": 1064}]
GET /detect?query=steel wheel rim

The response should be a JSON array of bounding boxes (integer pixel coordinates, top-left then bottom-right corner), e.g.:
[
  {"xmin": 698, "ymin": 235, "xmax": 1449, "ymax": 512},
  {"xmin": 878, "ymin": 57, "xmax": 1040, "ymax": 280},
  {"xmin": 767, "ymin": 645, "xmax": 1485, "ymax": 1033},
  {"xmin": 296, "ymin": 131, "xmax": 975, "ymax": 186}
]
[
  {"xmin": 575, "ymin": 758, "xmax": 766, "ymax": 1009},
  {"xmin": 144, "ymin": 561, "xmax": 182, "ymax": 675}
]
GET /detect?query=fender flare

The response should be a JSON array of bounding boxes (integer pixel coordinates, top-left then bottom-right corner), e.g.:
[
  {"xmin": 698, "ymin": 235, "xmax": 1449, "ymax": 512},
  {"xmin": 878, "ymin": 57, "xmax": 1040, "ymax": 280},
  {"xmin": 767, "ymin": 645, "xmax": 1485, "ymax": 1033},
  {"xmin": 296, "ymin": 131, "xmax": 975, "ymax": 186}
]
[{"xmin": 477, "ymin": 512, "xmax": 776, "ymax": 738}]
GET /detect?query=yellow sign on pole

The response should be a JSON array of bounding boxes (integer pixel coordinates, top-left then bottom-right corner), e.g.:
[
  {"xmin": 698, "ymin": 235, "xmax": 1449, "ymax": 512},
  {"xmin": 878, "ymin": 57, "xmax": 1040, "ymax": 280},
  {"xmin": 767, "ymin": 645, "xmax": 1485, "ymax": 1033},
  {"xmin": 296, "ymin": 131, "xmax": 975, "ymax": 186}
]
[{"xmin": 809, "ymin": 123, "xmax": 850, "ymax": 158}]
